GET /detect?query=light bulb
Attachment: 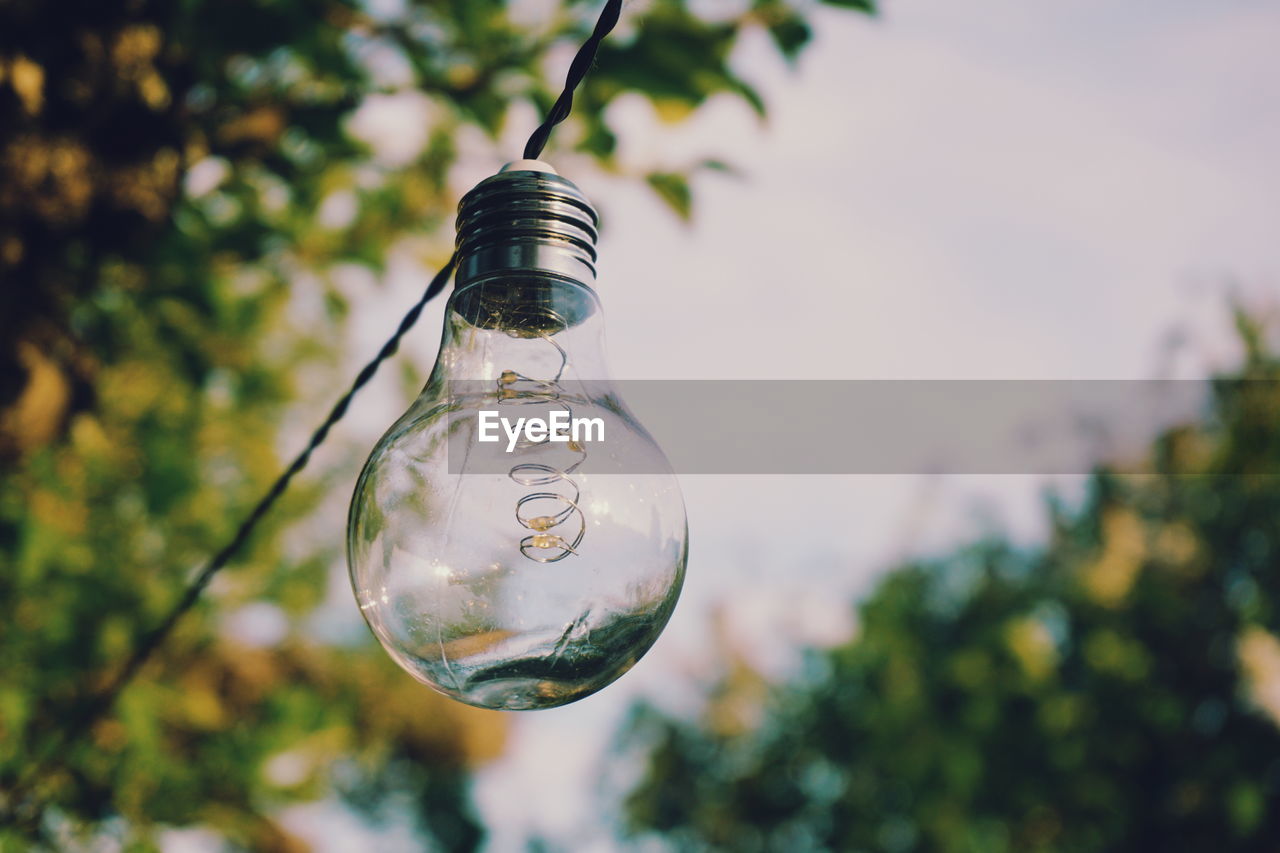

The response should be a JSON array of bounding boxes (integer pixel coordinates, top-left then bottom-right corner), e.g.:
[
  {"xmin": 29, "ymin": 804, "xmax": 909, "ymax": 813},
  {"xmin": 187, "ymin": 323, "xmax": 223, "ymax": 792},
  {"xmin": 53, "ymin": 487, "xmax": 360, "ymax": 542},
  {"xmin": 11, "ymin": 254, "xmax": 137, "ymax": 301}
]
[{"xmin": 347, "ymin": 161, "xmax": 688, "ymax": 710}]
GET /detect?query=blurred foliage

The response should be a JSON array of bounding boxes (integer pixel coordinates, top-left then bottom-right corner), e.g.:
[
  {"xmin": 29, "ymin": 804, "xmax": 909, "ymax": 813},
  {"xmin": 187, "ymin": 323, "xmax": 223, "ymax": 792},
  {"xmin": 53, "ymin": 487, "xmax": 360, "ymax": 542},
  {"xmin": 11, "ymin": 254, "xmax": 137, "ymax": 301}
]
[
  {"xmin": 621, "ymin": 314, "xmax": 1280, "ymax": 851},
  {"xmin": 0, "ymin": 0, "xmax": 872, "ymax": 847}
]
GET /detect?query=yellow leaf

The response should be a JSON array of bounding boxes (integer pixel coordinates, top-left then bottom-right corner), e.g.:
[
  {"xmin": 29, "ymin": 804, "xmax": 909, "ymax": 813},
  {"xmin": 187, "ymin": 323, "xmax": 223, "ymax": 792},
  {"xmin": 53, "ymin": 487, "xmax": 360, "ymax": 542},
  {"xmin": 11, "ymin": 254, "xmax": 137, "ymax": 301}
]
[
  {"xmin": 0, "ymin": 342, "xmax": 71, "ymax": 455},
  {"xmin": 9, "ymin": 55, "xmax": 44, "ymax": 115},
  {"xmin": 1238, "ymin": 626, "xmax": 1280, "ymax": 727},
  {"xmin": 1082, "ymin": 508, "xmax": 1146, "ymax": 606},
  {"xmin": 653, "ymin": 97, "xmax": 696, "ymax": 123},
  {"xmin": 1006, "ymin": 617, "xmax": 1058, "ymax": 681}
]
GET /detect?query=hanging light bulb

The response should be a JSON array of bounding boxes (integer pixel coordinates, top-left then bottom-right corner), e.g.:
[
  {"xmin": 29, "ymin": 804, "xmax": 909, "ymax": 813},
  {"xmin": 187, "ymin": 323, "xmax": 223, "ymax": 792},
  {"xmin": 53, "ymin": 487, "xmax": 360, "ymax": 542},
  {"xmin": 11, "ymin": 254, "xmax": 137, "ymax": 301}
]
[{"xmin": 347, "ymin": 161, "xmax": 688, "ymax": 710}]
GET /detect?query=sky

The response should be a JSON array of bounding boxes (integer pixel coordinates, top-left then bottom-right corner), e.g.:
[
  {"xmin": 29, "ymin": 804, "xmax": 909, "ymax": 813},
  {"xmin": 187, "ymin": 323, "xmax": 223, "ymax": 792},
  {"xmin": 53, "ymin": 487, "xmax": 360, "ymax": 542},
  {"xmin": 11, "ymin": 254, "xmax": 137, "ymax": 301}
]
[{"xmin": 243, "ymin": 0, "xmax": 1280, "ymax": 848}]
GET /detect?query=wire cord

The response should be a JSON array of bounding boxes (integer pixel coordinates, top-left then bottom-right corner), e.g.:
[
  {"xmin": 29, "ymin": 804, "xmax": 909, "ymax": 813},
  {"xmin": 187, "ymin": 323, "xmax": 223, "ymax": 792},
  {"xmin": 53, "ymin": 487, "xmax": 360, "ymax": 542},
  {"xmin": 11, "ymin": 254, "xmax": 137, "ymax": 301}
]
[{"xmin": 524, "ymin": 0, "xmax": 623, "ymax": 160}]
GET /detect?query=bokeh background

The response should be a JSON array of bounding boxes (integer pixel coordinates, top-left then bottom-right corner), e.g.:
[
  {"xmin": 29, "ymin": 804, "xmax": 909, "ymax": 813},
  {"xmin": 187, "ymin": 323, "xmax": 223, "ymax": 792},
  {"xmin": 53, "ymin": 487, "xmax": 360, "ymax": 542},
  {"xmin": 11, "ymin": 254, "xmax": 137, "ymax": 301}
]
[{"xmin": 3, "ymin": 0, "xmax": 1280, "ymax": 849}]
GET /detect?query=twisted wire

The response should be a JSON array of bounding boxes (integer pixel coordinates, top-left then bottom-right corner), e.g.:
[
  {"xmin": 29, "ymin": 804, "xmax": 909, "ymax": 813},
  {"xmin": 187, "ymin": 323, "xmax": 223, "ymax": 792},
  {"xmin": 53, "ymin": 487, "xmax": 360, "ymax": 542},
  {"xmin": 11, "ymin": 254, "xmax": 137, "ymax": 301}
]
[{"xmin": 524, "ymin": 0, "xmax": 624, "ymax": 160}]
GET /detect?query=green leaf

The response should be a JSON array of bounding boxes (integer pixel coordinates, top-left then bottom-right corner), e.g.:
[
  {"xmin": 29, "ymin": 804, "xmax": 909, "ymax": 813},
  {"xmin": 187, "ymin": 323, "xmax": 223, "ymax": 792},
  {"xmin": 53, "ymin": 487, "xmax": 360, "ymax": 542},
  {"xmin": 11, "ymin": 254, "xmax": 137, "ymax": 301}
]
[
  {"xmin": 698, "ymin": 158, "xmax": 740, "ymax": 177},
  {"xmin": 456, "ymin": 89, "xmax": 508, "ymax": 138},
  {"xmin": 767, "ymin": 15, "xmax": 812, "ymax": 63},
  {"xmin": 727, "ymin": 77, "xmax": 766, "ymax": 119},
  {"xmin": 592, "ymin": 7, "xmax": 749, "ymax": 118},
  {"xmin": 646, "ymin": 172, "xmax": 692, "ymax": 221},
  {"xmin": 820, "ymin": 0, "xmax": 877, "ymax": 11},
  {"xmin": 580, "ymin": 116, "xmax": 619, "ymax": 158}
]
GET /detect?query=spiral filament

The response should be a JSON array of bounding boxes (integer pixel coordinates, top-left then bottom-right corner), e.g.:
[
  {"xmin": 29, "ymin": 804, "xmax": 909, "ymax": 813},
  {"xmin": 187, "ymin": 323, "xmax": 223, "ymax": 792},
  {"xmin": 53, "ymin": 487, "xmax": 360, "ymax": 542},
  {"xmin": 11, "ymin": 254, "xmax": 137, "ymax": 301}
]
[{"xmin": 496, "ymin": 329, "xmax": 588, "ymax": 563}]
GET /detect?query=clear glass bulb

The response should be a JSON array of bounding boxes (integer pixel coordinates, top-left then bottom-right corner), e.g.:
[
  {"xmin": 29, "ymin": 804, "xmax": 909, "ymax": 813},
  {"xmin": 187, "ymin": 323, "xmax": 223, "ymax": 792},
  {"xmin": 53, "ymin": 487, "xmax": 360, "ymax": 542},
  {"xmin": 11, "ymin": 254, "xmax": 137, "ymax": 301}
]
[{"xmin": 347, "ymin": 166, "xmax": 687, "ymax": 710}]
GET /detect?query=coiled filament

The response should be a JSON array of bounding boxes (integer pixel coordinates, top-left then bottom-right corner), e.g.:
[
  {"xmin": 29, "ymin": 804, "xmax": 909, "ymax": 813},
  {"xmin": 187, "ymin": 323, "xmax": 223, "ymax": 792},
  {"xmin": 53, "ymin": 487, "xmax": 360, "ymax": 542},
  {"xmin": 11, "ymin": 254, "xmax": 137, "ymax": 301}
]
[{"xmin": 497, "ymin": 329, "xmax": 587, "ymax": 563}]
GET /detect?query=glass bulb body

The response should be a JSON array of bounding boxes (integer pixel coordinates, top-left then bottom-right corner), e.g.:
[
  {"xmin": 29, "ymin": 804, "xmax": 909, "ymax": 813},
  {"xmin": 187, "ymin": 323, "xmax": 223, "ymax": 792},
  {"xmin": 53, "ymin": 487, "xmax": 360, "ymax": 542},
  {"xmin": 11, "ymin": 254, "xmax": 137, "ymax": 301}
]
[{"xmin": 348, "ymin": 275, "xmax": 687, "ymax": 710}]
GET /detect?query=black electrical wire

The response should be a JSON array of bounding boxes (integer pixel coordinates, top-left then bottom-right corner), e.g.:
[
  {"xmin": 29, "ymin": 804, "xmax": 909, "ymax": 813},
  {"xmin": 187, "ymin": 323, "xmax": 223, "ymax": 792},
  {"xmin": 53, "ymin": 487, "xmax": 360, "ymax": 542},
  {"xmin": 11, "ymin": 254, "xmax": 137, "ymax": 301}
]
[
  {"xmin": 5, "ymin": 0, "xmax": 623, "ymax": 827},
  {"xmin": 524, "ymin": 0, "xmax": 623, "ymax": 160},
  {"xmin": 80, "ymin": 252, "xmax": 458, "ymax": 721}
]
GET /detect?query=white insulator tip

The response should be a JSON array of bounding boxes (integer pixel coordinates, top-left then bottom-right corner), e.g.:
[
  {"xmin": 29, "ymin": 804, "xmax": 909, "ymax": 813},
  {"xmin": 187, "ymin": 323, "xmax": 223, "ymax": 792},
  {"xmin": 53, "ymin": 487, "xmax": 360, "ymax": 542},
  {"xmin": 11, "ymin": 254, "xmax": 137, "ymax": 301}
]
[{"xmin": 501, "ymin": 159, "xmax": 558, "ymax": 175}]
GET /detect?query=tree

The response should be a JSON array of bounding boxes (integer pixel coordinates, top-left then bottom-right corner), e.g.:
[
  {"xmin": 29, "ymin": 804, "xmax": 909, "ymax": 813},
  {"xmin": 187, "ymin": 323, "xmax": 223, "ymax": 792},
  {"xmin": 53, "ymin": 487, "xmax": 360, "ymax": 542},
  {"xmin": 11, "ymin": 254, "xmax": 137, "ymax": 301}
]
[
  {"xmin": 0, "ymin": 0, "xmax": 875, "ymax": 847},
  {"xmin": 621, "ymin": 314, "xmax": 1280, "ymax": 852}
]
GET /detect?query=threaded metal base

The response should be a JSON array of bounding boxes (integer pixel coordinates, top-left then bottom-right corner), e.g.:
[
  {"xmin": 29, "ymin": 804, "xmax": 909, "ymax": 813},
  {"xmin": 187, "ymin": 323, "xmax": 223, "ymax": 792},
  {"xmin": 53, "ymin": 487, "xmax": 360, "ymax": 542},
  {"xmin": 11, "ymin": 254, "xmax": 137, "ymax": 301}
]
[
  {"xmin": 453, "ymin": 168, "xmax": 600, "ymax": 332},
  {"xmin": 455, "ymin": 169, "xmax": 598, "ymax": 285}
]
